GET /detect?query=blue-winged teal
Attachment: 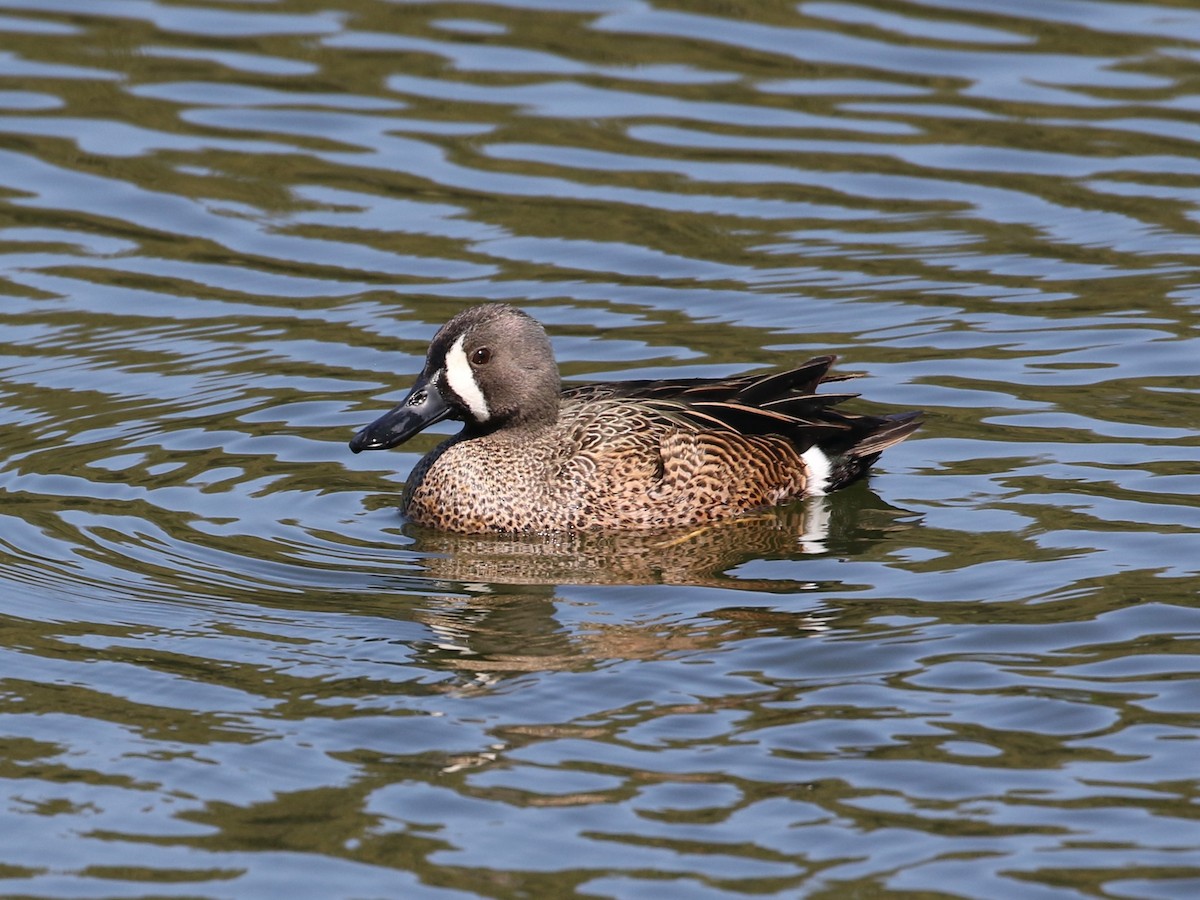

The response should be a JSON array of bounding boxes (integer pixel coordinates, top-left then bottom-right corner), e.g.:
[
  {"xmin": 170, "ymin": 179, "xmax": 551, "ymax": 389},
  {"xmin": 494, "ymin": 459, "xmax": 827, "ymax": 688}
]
[{"xmin": 350, "ymin": 304, "xmax": 922, "ymax": 533}]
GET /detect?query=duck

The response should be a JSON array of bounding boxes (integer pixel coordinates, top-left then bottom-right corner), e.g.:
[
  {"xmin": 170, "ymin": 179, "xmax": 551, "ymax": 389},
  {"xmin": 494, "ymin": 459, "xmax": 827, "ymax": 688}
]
[{"xmin": 349, "ymin": 304, "xmax": 921, "ymax": 533}]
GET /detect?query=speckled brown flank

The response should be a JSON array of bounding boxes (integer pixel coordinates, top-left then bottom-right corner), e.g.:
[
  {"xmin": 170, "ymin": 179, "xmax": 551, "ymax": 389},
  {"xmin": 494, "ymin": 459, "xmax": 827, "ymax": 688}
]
[{"xmin": 402, "ymin": 400, "xmax": 814, "ymax": 532}]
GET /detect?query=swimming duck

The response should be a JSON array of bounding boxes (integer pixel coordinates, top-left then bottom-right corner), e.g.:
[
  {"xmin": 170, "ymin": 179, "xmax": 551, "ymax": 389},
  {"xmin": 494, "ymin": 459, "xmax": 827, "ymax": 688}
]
[{"xmin": 350, "ymin": 304, "xmax": 921, "ymax": 533}]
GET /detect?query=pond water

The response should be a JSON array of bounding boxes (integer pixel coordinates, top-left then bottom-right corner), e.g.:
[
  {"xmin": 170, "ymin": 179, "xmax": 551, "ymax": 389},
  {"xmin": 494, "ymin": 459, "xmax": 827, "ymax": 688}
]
[{"xmin": 1, "ymin": 0, "xmax": 1199, "ymax": 897}]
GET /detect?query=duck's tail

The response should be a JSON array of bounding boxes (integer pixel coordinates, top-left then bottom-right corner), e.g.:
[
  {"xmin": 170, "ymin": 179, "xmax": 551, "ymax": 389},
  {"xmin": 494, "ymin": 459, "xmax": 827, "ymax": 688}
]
[{"xmin": 804, "ymin": 410, "xmax": 924, "ymax": 495}]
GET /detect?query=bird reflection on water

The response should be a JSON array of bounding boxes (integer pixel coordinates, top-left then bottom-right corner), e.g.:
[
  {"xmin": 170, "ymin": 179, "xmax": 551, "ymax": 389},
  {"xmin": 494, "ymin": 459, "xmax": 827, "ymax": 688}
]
[{"xmin": 387, "ymin": 488, "xmax": 919, "ymax": 680}]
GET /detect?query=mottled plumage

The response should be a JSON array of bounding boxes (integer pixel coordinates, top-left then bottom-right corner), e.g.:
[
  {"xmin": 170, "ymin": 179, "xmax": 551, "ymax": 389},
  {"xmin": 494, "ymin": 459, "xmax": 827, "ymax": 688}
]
[{"xmin": 350, "ymin": 304, "xmax": 922, "ymax": 533}]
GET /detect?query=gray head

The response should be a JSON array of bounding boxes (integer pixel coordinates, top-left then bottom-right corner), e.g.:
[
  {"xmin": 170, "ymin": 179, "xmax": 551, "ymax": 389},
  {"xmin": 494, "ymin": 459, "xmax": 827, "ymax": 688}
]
[
  {"xmin": 427, "ymin": 304, "xmax": 561, "ymax": 429},
  {"xmin": 350, "ymin": 305, "xmax": 561, "ymax": 452}
]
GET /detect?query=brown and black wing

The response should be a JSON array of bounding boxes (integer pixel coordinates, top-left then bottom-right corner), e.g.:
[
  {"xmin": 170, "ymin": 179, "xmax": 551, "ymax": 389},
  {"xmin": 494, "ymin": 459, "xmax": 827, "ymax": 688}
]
[{"xmin": 565, "ymin": 356, "xmax": 922, "ymax": 491}]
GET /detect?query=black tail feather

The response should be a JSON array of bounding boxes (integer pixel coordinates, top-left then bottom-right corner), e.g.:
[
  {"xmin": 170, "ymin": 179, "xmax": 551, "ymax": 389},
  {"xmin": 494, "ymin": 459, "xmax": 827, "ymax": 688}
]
[{"xmin": 826, "ymin": 410, "xmax": 924, "ymax": 490}]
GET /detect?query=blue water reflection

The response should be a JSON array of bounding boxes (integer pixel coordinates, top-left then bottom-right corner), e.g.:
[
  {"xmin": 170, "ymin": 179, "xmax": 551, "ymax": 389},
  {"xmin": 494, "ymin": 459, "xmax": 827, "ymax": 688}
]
[{"xmin": 1, "ymin": 0, "xmax": 1199, "ymax": 897}]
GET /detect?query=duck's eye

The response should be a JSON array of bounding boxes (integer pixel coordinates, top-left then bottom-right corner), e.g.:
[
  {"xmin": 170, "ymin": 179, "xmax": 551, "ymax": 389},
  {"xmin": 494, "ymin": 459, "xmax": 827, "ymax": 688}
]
[{"xmin": 470, "ymin": 347, "xmax": 492, "ymax": 366}]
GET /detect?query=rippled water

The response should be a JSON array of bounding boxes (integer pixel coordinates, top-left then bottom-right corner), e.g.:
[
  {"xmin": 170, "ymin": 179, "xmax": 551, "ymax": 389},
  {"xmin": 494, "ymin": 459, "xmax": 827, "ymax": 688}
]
[{"xmin": 2, "ymin": 1, "xmax": 1199, "ymax": 897}]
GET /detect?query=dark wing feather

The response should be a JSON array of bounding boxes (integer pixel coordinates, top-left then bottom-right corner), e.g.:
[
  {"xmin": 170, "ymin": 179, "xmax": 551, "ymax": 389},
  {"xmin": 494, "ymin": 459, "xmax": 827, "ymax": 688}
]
[{"xmin": 563, "ymin": 355, "xmax": 846, "ymax": 406}]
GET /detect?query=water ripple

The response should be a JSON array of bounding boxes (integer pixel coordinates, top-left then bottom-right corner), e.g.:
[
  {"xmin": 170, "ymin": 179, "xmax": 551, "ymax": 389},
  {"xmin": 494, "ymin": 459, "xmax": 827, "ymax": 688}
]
[{"xmin": 1, "ymin": 0, "xmax": 1198, "ymax": 897}]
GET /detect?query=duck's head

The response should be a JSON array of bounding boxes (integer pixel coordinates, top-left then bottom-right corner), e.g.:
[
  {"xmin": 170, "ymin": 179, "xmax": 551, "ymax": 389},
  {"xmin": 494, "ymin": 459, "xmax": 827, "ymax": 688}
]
[{"xmin": 349, "ymin": 304, "xmax": 561, "ymax": 453}]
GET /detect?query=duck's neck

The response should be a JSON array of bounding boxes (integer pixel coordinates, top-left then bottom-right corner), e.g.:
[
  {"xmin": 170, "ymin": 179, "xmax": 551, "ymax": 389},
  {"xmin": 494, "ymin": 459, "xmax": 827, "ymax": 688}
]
[{"xmin": 464, "ymin": 394, "xmax": 560, "ymax": 438}]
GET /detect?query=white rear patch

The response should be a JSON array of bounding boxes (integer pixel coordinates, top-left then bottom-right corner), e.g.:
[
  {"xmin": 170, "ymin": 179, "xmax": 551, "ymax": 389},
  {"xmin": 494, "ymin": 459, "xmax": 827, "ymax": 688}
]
[
  {"xmin": 798, "ymin": 494, "xmax": 831, "ymax": 555},
  {"xmin": 444, "ymin": 334, "xmax": 490, "ymax": 422},
  {"xmin": 801, "ymin": 446, "xmax": 832, "ymax": 496}
]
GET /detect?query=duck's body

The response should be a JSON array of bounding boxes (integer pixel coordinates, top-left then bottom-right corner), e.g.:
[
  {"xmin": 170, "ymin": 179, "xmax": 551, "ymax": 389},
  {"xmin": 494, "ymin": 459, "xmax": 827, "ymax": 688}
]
[{"xmin": 350, "ymin": 305, "xmax": 921, "ymax": 534}]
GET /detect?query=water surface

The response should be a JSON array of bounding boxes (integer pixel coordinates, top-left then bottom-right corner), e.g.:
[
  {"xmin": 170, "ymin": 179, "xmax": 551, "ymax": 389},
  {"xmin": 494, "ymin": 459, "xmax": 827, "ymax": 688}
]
[{"xmin": 1, "ymin": 1, "xmax": 1199, "ymax": 897}]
